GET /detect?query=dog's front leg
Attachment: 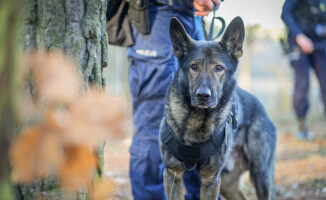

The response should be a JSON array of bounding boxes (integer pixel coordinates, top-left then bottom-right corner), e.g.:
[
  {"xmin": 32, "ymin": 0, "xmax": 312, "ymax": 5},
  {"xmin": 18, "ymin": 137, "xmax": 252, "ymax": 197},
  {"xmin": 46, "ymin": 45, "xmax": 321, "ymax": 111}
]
[
  {"xmin": 163, "ymin": 168, "xmax": 184, "ymax": 200},
  {"xmin": 200, "ymin": 177, "xmax": 221, "ymax": 200}
]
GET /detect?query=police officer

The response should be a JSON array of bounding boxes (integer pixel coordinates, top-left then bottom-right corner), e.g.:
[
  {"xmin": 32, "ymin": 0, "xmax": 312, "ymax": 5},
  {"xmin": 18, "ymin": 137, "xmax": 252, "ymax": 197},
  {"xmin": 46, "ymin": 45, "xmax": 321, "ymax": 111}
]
[
  {"xmin": 281, "ymin": 0, "xmax": 326, "ymax": 140},
  {"xmin": 127, "ymin": 0, "xmax": 220, "ymax": 199}
]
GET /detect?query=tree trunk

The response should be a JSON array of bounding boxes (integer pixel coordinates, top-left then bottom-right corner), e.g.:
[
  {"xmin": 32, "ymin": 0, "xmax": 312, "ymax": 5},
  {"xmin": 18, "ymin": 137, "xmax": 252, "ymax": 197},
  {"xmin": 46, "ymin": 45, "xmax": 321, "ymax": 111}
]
[
  {"xmin": 0, "ymin": 0, "xmax": 22, "ymax": 199},
  {"xmin": 19, "ymin": 0, "xmax": 108, "ymax": 199},
  {"xmin": 23, "ymin": 0, "xmax": 108, "ymax": 87}
]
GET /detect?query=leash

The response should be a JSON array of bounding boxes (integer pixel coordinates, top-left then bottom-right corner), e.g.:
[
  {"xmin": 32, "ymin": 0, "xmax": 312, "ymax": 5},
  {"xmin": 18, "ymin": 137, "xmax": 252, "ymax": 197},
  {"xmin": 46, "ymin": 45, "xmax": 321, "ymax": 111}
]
[
  {"xmin": 169, "ymin": 172, "xmax": 176, "ymax": 200},
  {"xmin": 206, "ymin": 3, "xmax": 226, "ymax": 41}
]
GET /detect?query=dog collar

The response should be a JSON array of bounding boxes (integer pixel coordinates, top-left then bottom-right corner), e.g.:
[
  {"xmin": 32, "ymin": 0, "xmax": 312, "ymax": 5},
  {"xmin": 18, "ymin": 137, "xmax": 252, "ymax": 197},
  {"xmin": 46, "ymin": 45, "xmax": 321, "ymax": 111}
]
[{"xmin": 160, "ymin": 113, "xmax": 233, "ymax": 171}]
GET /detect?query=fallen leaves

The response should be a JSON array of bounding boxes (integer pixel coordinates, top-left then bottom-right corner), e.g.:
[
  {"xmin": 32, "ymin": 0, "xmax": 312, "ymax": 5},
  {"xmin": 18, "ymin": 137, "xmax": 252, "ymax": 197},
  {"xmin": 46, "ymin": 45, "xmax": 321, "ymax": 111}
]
[
  {"xmin": 24, "ymin": 51, "xmax": 82, "ymax": 104},
  {"xmin": 9, "ymin": 51, "xmax": 128, "ymax": 197},
  {"xmin": 9, "ymin": 125, "xmax": 61, "ymax": 183},
  {"xmin": 89, "ymin": 179, "xmax": 118, "ymax": 200},
  {"xmin": 57, "ymin": 90, "xmax": 127, "ymax": 147},
  {"xmin": 275, "ymin": 134, "xmax": 326, "ymax": 186},
  {"xmin": 58, "ymin": 146, "xmax": 97, "ymax": 191}
]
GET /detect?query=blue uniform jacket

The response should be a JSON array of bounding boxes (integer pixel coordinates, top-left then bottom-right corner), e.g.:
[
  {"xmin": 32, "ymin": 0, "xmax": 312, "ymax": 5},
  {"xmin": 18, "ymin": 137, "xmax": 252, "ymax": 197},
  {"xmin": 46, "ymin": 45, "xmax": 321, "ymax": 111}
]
[
  {"xmin": 153, "ymin": 0, "xmax": 195, "ymax": 16},
  {"xmin": 281, "ymin": 0, "xmax": 326, "ymax": 41}
]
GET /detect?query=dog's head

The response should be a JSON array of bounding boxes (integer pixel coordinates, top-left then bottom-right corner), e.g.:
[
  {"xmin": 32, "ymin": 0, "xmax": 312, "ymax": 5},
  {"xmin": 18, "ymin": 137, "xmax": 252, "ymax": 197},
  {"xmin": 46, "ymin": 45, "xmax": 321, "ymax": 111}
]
[{"xmin": 170, "ymin": 17, "xmax": 245, "ymax": 109}]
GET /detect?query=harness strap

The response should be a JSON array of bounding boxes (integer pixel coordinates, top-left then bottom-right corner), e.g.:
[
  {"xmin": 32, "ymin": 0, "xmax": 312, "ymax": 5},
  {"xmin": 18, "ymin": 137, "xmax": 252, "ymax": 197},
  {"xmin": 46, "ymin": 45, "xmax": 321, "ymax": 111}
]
[{"xmin": 161, "ymin": 115, "xmax": 233, "ymax": 170}]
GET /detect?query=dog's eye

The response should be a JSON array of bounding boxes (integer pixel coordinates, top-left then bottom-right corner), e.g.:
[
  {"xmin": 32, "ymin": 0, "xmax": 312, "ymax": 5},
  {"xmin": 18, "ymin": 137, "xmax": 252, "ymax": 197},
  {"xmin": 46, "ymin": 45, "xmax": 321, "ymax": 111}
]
[
  {"xmin": 214, "ymin": 65, "xmax": 223, "ymax": 72},
  {"xmin": 190, "ymin": 64, "xmax": 198, "ymax": 71}
]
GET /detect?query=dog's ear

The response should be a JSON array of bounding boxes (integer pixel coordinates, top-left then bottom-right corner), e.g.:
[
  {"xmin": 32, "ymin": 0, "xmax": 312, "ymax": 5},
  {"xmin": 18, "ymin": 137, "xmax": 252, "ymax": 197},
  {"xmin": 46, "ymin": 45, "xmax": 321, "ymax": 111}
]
[
  {"xmin": 170, "ymin": 17, "xmax": 194, "ymax": 59},
  {"xmin": 220, "ymin": 17, "xmax": 245, "ymax": 60}
]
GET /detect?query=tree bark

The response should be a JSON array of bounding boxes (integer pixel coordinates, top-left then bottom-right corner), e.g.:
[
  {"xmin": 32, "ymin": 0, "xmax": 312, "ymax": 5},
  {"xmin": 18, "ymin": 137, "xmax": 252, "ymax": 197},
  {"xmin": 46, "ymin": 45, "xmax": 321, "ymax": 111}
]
[
  {"xmin": 23, "ymin": 0, "xmax": 108, "ymax": 87},
  {"xmin": 19, "ymin": 0, "xmax": 108, "ymax": 199}
]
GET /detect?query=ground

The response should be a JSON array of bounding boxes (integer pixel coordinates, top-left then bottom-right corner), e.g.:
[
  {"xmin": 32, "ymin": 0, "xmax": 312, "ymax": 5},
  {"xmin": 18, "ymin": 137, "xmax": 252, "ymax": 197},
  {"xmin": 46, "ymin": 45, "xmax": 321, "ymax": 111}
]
[
  {"xmin": 103, "ymin": 114, "xmax": 326, "ymax": 200},
  {"xmin": 103, "ymin": 33, "xmax": 326, "ymax": 200}
]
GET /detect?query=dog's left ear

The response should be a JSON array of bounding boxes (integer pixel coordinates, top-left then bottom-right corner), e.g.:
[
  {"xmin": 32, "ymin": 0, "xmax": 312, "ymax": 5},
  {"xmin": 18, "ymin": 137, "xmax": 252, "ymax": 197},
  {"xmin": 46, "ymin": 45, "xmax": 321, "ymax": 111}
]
[
  {"xmin": 170, "ymin": 17, "xmax": 194, "ymax": 59},
  {"xmin": 220, "ymin": 16, "xmax": 245, "ymax": 60}
]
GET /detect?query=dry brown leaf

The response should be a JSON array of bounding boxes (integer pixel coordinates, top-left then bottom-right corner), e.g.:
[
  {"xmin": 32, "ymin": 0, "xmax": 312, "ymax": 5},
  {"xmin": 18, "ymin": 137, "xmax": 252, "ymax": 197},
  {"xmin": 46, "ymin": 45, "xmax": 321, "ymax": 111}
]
[
  {"xmin": 89, "ymin": 179, "xmax": 118, "ymax": 200},
  {"xmin": 9, "ymin": 126, "xmax": 61, "ymax": 183},
  {"xmin": 58, "ymin": 90, "xmax": 128, "ymax": 147},
  {"xmin": 19, "ymin": 92, "xmax": 39, "ymax": 120},
  {"xmin": 275, "ymin": 153, "xmax": 326, "ymax": 185},
  {"xmin": 11, "ymin": 51, "xmax": 129, "ymax": 193},
  {"xmin": 58, "ymin": 145, "xmax": 98, "ymax": 191},
  {"xmin": 25, "ymin": 51, "xmax": 82, "ymax": 104},
  {"xmin": 277, "ymin": 134, "xmax": 320, "ymax": 157},
  {"xmin": 44, "ymin": 109, "xmax": 67, "ymax": 130}
]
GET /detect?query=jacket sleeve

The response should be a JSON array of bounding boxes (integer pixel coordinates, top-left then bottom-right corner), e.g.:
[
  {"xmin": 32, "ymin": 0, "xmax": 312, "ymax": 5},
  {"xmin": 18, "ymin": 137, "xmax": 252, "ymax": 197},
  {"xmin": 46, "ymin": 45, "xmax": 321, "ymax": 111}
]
[{"xmin": 281, "ymin": 0, "xmax": 302, "ymax": 37}]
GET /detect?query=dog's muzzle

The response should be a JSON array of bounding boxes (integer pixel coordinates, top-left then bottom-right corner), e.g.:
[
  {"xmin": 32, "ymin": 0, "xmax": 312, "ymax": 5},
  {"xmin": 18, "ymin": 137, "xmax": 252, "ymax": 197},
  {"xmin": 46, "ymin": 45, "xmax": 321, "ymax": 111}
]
[
  {"xmin": 194, "ymin": 87, "xmax": 214, "ymax": 108},
  {"xmin": 196, "ymin": 87, "xmax": 211, "ymax": 101}
]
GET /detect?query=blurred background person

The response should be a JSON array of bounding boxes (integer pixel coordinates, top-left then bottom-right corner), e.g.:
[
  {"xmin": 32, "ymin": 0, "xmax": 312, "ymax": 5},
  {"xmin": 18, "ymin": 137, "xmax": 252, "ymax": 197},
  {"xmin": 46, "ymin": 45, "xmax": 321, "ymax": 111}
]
[{"xmin": 281, "ymin": 0, "xmax": 326, "ymax": 140}]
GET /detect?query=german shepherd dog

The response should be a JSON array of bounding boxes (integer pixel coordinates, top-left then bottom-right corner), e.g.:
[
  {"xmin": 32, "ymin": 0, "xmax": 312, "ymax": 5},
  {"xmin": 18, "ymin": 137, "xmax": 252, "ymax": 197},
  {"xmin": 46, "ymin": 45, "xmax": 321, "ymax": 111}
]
[{"xmin": 159, "ymin": 17, "xmax": 277, "ymax": 200}]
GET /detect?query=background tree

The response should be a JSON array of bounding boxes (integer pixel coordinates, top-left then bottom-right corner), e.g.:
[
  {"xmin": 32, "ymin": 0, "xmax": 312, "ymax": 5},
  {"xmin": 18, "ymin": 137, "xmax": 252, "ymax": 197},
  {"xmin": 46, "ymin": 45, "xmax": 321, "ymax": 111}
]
[
  {"xmin": 23, "ymin": 0, "xmax": 108, "ymax": 87},
  {"xmin": 2, "ymin": 0, "xmax": 109, "ymax": 199}
]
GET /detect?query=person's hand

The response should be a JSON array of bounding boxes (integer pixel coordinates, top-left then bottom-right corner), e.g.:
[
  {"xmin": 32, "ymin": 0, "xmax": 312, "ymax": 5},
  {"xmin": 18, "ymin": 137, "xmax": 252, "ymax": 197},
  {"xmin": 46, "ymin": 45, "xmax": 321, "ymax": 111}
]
[
  {"xmin": 296, "ymin": 34, "xmax": 314, "ymax": 54},
  {"xmin": 193, "ymin": 0, "xmax": 221, "ymax": 16}
]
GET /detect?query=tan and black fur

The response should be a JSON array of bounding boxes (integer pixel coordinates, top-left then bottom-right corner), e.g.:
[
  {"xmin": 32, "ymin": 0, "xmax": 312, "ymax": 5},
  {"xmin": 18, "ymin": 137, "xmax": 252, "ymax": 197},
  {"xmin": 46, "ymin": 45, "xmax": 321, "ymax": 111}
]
[{"xmin": 159, "ymin": 17, "xmax": 277, "ymax": 200}]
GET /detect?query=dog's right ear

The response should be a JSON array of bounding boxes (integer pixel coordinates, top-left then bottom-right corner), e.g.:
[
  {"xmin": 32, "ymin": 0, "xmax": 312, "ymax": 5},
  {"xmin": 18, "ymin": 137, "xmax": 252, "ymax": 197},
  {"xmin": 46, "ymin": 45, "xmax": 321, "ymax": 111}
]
[
  {"xmin": 220, "ymin": 16, "xmax": 245, "ymax": 60},
  {"xmin": 169, "ymin": 17, "xmax": 194, "ymax": 59}
]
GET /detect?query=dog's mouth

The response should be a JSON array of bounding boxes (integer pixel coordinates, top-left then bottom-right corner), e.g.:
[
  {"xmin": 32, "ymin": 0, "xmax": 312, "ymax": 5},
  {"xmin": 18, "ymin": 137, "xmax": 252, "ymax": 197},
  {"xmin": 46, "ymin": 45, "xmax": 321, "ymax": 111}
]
[
  {"xmin": 191, "ymin": 93, "xmax": 221, "ymax": 109},
  {"xmin": 191, "ymin": 99, "xmax": 217, "ymax": 109},
  {"xmin": 196, "ymin": 104, "xmax": 210, "ymax": 109}
]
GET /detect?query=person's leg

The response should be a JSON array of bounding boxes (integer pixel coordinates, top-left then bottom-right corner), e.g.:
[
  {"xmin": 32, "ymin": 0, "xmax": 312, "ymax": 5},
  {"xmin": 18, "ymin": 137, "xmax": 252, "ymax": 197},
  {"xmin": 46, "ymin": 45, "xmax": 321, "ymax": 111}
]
[
  {"xmin": 312, "ymin": 49, "xmax": 326, "ymax": 117},
  {"xmin": 183, "ymin": 171, "xmax": 201, "ymax": 200},
  {"xmin": 129, "ymin": 57, "xmax": 180, "ymax": 199},
  {"xmin": 128, "ymin": 5, "xmax": 180, "ymax": 199},
  {"xmin": 291, "ymin": 54, "xmax": 310, "ymax": 118},
  {"xmin": 129, "ymin": 144, "xmax": 165, "ymax": 200},
  {"xmin": 290, "ymin": 49, "xmax": 313, "ymax": 139},
  {"xmin": 128, "ymin": 60, "xmax": 170, "ymax": 199},
  {"xmin": 287, "ymin": 33, "xmax": 315, "ymax": 139},
  {"xmin": 311, "ymin": 49, "xmax": 326, "ymax": 138}
]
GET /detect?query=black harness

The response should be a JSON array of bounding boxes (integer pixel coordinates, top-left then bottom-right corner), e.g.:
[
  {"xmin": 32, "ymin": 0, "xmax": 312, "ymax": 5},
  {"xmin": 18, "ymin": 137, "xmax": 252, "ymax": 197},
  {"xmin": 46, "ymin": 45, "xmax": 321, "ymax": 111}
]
[{"xmin": 160, "ymin": 101, "xmax": 238, "ymax": 171}]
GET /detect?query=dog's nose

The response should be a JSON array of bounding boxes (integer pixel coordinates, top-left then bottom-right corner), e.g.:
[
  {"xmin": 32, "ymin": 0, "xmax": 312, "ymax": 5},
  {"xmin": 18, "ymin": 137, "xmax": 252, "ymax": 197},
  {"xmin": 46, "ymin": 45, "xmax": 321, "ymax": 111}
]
[{"xmin": 196, "ymin": 88, "xmax": 211, "ymax": 101}]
